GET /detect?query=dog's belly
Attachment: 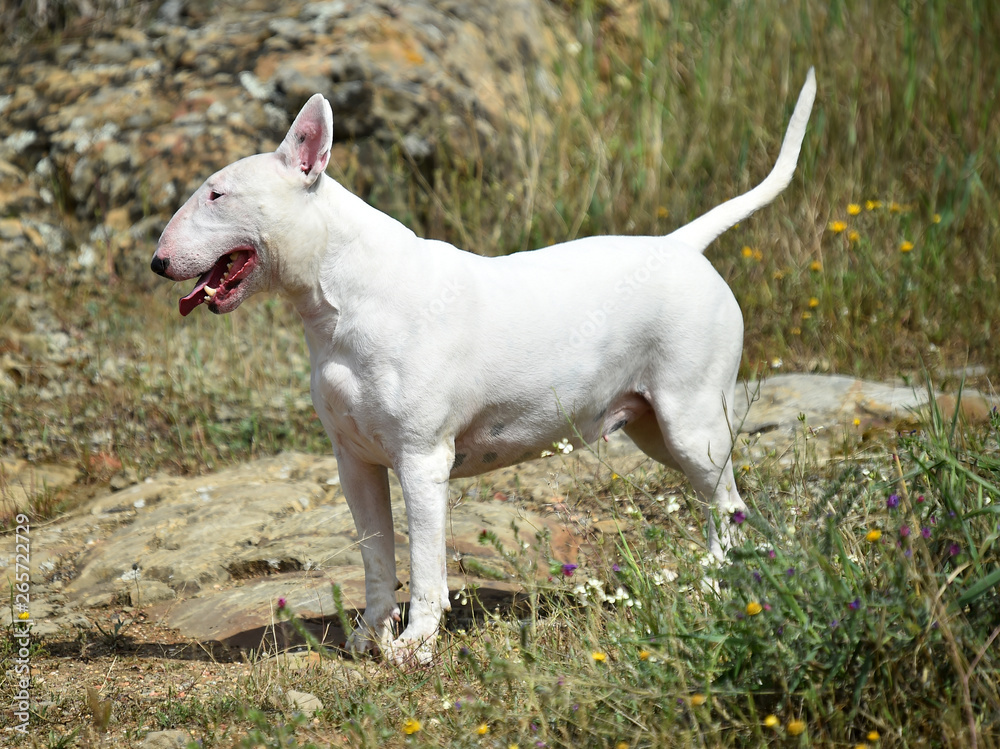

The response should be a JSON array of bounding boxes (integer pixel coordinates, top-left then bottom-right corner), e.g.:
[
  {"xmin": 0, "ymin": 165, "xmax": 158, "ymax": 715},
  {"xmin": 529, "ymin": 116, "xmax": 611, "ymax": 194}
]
[{"xmin": 449, "ymin": 391, "xmax": 651, "ymax": 479}]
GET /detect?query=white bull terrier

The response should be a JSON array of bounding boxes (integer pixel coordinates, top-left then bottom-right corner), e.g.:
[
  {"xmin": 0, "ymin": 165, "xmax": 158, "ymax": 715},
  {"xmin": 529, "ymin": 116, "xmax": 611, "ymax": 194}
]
[{"xmin": 152, "ymin": 68, "xmax": 816, "ymax": 664}]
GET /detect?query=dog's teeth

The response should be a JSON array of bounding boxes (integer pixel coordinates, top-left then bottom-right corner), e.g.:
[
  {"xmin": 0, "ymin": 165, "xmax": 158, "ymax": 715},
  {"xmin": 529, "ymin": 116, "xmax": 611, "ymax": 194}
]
[{"xmin": 204, "ymin": 286, "xmax": 217, "ymax": 298}]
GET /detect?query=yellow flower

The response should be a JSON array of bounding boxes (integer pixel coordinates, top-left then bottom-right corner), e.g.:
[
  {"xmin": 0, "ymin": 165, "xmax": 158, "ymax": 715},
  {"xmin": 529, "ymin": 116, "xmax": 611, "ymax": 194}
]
[
  {"xmin": 808, "ymin": 297, "xmax": 819, "ymax": 308},
  {"xmin": 790, "ymin": 326, "xmax": 801, "ymax": 336},
  {"xmin": 477, "ymin": 723, "xmax": 489, "ymax": 735},
  {"xmin": 773, "ymin": 269, "xmax": 785, "ymax": 280},
  {"xmin": 889, "ymin": 201, "xmax": 902, "ymax": 213},
  {"xmin": 689, "ymin": 693, "xmax": 707, "ymax": 707},
  {"xmin": 616, "ymin": 743, "xmax": 629, "ymax": 749},
  {"xmin": 866, "ymin": 529, "xmax": 882, "ymax": 542},
  {"xmin": 742, "ymin": 246, "xmax": 754, "ymax": 258},
  {"xmin": 868, "ymin": 730, "xmax": 881, "ymax": 741},
  {"xmin": 753, "ymin": 248, "xmax": 763, "ymax": 261},
  {"xmin": 801, "ymin": 311, "xmax": 812, "ymax": 320},
  {"xmin": 809, "ymin": 260, "xmax": 822, "ymax": 271},
  {"xmin": 403, "ymin": 718, "xmax": 422, "ymax": 735},
  {"xmin": 932, "ymin": 213, "xmax": 942, "ymax": 224},
  {"xmin": 18, "ymin": 611, "xmax": 30, "ymax": 620},
  {"xmin": 638, "ymin": 649, "xmax": 651, "ymax": 661},
  {"xmin": 847, "ymin": 203, "xmax": 862, "ymax": 215},
  {"xmin": 611, "ymin": 472, "xmax": 620, "ymax": 480},
  {"xmin": 853, "ymin": 418, "xmax": 861, "ymax": 427},
  {"xmin": 763, "ymin": 715, "xmax": 780, "ymax": 728},
  {"xmin": 829, "ymin": 220, "xmax": 847, "ymax": 233},
  {"xmin": 900, "ymin": 240, "xmax": 914, "ymax": 253},
  {"xmin": 746, "ymin": 601, "xmax": 763, "ymax": 616},
  {"xmin": 866, "ymin": 200, "xmax": 882, "ymax": 210},
  {"xmin": 592, "ymin": 651, "xmax": 607, "ymax": 663},
  {"xmin": 854, "ymin": 745, "xmax": 870, "ymax": 749},
  {"xmin": 787, "ymin": 719, "xmax": 806, "ymax": 736},
  {"xmin": 848, "ymin": 230, "xmax": 860, "ymax": 243},
  {"xmin": 657, "ymin": 206, "xmax": 670, "ymax": 219}
]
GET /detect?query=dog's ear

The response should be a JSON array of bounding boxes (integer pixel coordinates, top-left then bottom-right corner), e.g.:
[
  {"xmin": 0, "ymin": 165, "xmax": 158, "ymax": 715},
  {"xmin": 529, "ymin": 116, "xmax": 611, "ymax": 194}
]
[{"xmin": 276, "ymin": 93, "xmax": 334, "ymax": 186}]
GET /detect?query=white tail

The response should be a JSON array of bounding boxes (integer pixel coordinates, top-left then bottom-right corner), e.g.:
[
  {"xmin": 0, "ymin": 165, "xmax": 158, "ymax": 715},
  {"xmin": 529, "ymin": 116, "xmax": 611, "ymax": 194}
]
[{"xmin": 666, "ymin": 67, "xmax": 816, "ymax": 253}]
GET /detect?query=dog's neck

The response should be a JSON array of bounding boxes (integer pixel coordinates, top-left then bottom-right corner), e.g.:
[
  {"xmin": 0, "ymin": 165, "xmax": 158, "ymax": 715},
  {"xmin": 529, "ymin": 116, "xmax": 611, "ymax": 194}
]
[{"xmin": 280, "ymin": 175, "xmax": 418, "ymax": 344}]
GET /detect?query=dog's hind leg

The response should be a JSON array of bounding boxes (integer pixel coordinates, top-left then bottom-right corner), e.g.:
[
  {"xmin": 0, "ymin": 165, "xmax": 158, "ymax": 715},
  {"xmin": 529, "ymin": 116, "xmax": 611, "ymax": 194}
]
[
  {"xmin": 623, "ymin": 411, "xmax": 680, "ymax": 470},
  {"xmin": 649, "ymin": 386, "xmax": 747, "ymax": 560}
]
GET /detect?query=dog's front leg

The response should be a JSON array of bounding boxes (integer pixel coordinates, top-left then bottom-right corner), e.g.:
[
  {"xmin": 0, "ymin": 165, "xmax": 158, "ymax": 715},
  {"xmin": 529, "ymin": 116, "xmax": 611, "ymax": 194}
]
[
  {"xmin": 387, "ymin": 446, "xmax": 452, "ymax": 666},
  {"xmin": 335, "ymin": 448, "xmax": 401, "ymax": 657}
]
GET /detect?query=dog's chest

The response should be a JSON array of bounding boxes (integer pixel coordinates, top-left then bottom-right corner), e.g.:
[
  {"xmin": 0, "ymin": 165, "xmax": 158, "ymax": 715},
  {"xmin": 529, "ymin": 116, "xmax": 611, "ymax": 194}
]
[{"xmin": 308, "ymin": 353, "xmax": 396, "ymax": 465}]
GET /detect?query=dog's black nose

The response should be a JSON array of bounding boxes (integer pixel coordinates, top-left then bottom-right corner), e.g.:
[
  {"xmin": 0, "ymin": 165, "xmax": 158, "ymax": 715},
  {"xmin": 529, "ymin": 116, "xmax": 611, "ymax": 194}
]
[{"xmin": 150, "ymin": 254, "xmax": 170, "ymax": 277}]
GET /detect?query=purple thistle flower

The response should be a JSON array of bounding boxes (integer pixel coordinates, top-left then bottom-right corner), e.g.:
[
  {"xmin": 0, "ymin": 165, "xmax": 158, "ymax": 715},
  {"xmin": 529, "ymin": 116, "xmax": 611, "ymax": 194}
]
[
  {"xmin": 752, "ymin": 570, "xmax": 762, "ymax": 583},
  {"xmin": 887, "ymin": 494, "xmax": 900, "ymax": 510},
  {"xmin": 949, "ymin": 544, "xmax": 961, "ymax": 557},
  {"xmin": 830, "ymin": 619, "xmax": 839, "ymax": 629},
  {"xmin": 900, "ymin": 524, "xmax": 911, "ymax": 538},
  {"xmin": 731, "ymin": 510, "xmax": 747, "ymax": 525},
  {"xmin": 922, "ymin": 527, "xmax": 932, "ymax": 539},
  {"xmin": 612, "ymin": 564, "xmax": 621, "ymax": 573},
  {"xmin": 917, "ymin": 495, "xmax": 925, "ymax": 503},
  {"xmin": 768, "ymin": 549, "xmax": 776, "ymax": 559},
  {"xmin": 277, "ymin": 597, "xmax": 287, "ymax": 611},
  {"xmin": 785, "ymin": 567, "xmax": 795, "ymax": 577},
  {"xmin": 562, "ymin": 563, "xmax": 578, "ymax": 577},
  {"xmin": 849, "ymin": 598, "xmax": 860, "ymax": 610}
]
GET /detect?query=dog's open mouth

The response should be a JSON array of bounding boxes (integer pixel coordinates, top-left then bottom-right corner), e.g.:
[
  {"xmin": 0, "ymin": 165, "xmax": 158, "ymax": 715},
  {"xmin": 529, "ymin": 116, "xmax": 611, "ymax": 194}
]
[{"xmin": 179, "ymin": 248, "xmax": 256, "ymax": 316}]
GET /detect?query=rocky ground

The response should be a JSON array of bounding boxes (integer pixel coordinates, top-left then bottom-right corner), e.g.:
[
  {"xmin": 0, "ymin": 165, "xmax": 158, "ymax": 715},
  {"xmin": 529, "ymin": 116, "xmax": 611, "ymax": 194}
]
[
  {"xmin": 5, "ymin": 373, "xmax": 994, "ymax": 645},
  {"xmin": 3, "ymin": 369, "xmax": 996, "ymax": 745}
]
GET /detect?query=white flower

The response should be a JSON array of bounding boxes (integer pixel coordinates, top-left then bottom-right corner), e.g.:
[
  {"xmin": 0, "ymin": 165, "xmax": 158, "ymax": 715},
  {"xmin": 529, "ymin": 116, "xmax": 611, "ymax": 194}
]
[
  {"xmin": 541, "ymin": 450, "xmax": 555, "ymax": 458},
  {"xmin": 770, "ymin": 357, "xmax": 783, "ymax": 369},
  {"xmin": 556, "ymin": 438, "xmax": 574, "ymax": 454}
]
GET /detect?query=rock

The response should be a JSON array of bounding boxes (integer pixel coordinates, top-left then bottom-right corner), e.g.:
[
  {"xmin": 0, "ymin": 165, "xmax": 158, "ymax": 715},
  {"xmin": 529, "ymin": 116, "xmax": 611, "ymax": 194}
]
[
  {"xmin": 112, "ymin": 578, "xmax": 177, "ymax": 606},
  {"xmin": 0, "ymin": 458, "xmax": 78, "ymax": 515},
  {"xmin": 140, "ymin": 730, "xmax": 191, "ymax": 749},
  {"xmin": 109, "ymin": 467, "xmax": 140, "ymax": 491},
  {"xmin": 0, "ymin": 0, "xmax": 565, "ymax": 289},
  {"xmin": 286, "ymin": 689, "xmax": 323, "ymax": 714}
]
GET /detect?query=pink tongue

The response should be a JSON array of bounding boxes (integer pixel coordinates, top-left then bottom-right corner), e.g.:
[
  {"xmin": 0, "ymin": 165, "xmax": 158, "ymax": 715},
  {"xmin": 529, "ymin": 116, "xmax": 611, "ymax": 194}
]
[{"xmin": 179, "ymin": 270, "xmax": 213, "ymax": 317}]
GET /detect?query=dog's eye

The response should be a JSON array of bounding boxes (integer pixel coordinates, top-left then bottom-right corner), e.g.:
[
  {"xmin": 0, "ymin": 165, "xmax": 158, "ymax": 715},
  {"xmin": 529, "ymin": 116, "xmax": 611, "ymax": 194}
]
[{"xmin": 208, "ymin": 189, "xmax": 224, "ymax": 202}]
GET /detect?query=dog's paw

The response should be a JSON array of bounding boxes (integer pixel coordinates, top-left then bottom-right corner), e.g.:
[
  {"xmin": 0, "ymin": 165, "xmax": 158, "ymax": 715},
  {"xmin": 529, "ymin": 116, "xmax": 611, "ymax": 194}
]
[
  {"xmin": 384, "ymin": 629, "xmax": 437, "ymax": 667},
  {"xmin": 346, "ymin": 607, "xmax": 400, "ymax": 657}
]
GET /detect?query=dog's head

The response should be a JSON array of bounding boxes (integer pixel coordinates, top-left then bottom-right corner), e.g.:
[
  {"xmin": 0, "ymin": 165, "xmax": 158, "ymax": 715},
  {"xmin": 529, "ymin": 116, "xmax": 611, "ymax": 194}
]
[{"xmin": 151, "ymin": 94, "xmax": 334, "ymax": 316}]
